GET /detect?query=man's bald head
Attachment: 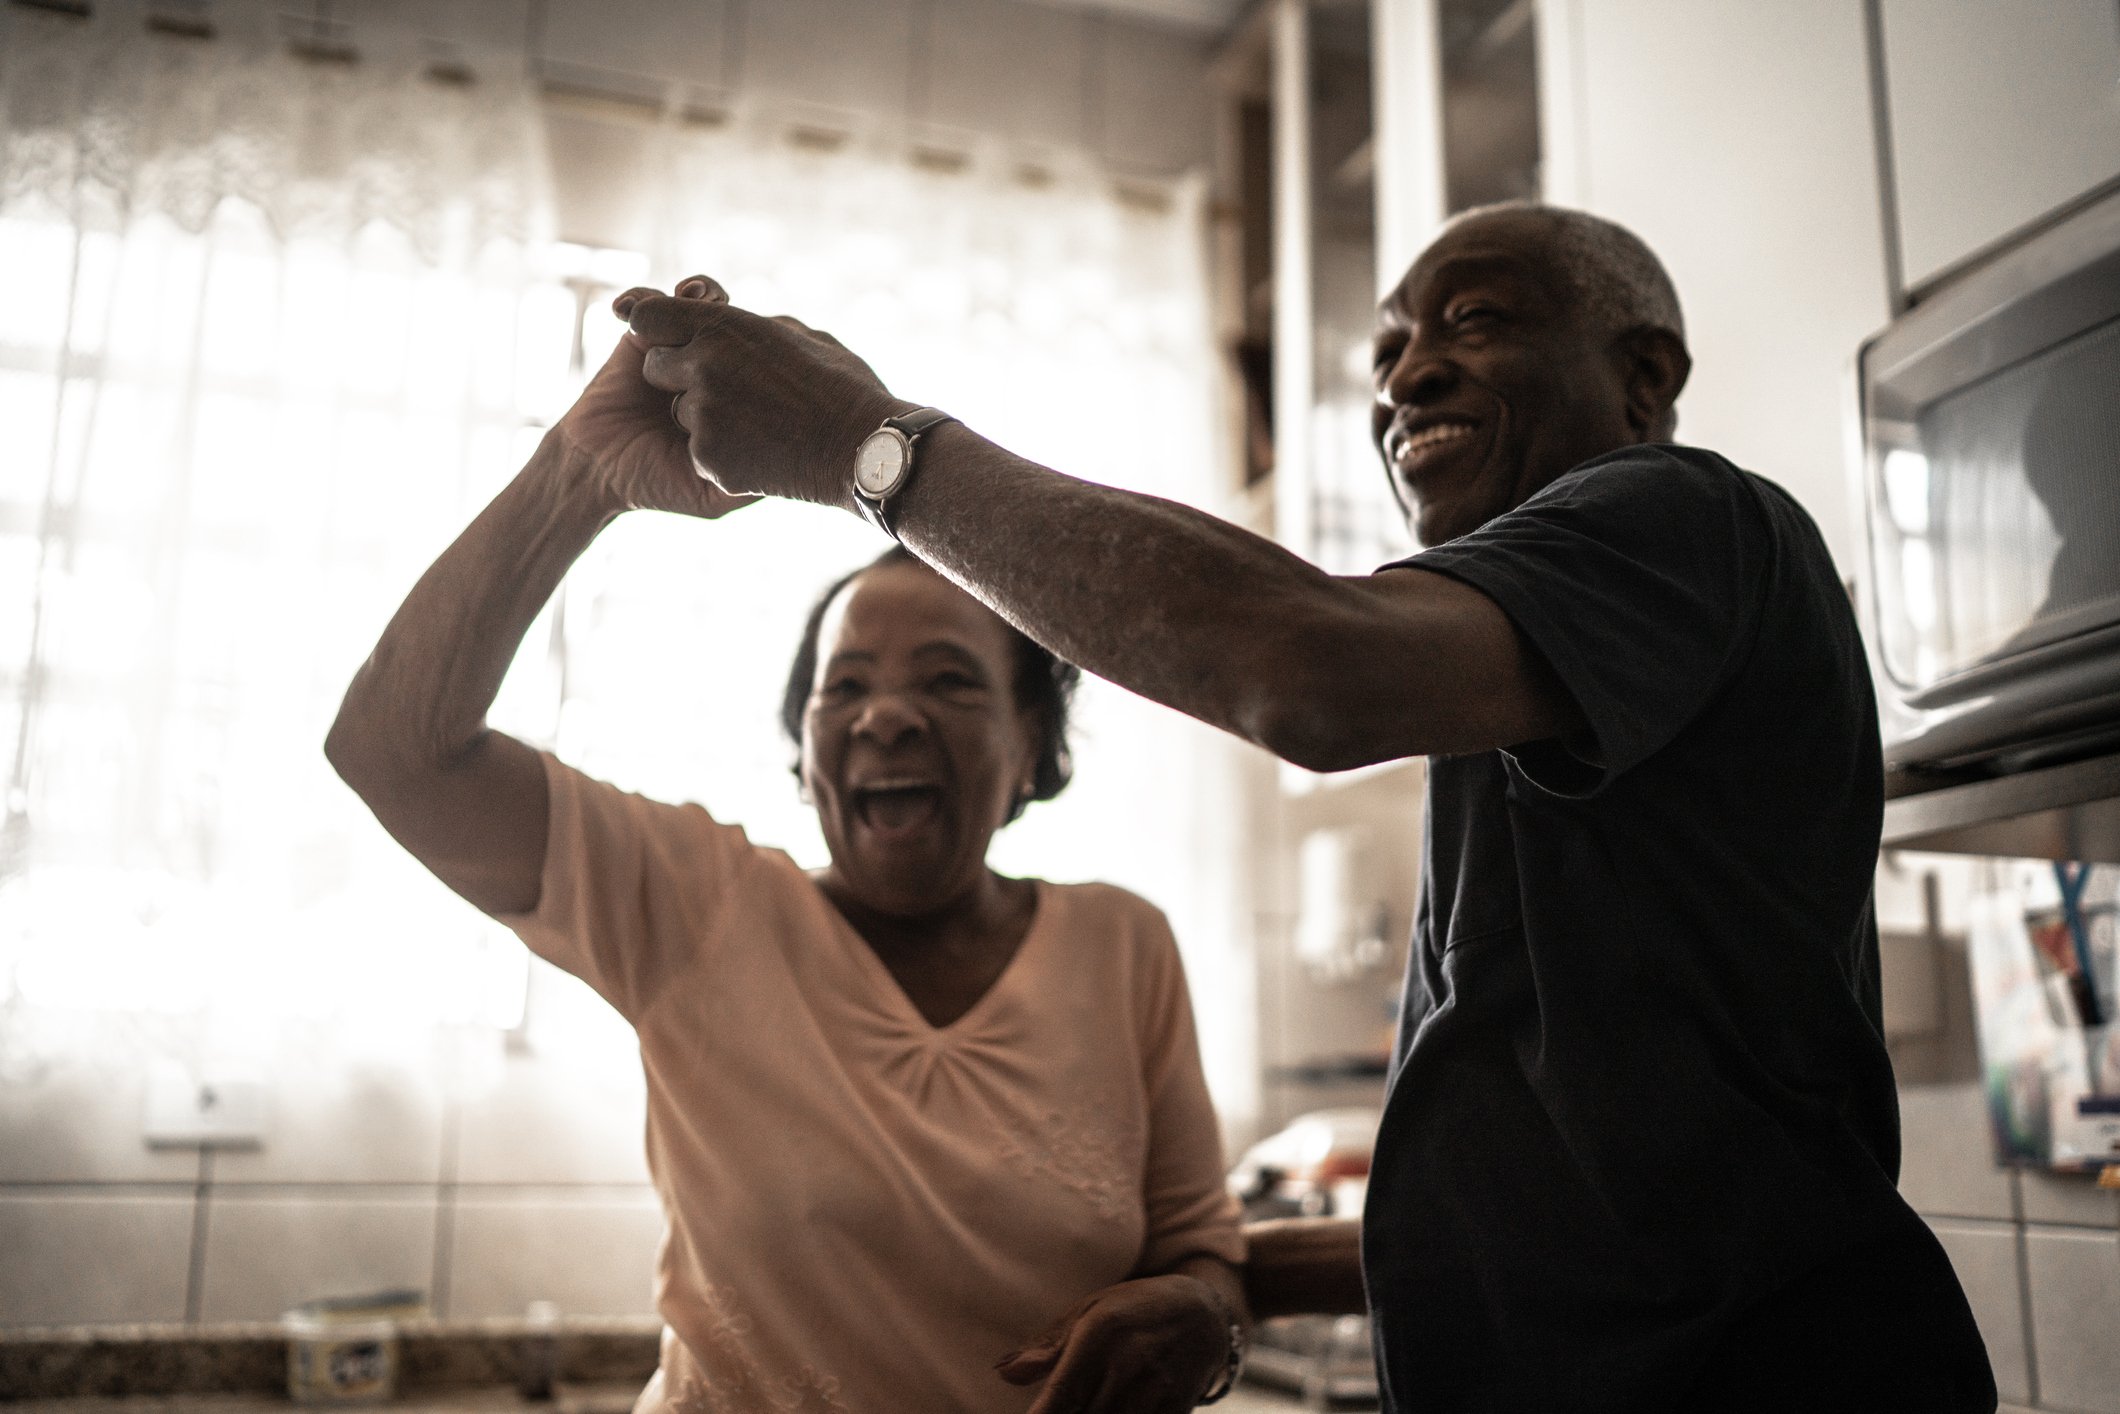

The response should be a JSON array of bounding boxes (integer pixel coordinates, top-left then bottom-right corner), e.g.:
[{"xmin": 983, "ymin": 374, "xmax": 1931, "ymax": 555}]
[{"xmin": 1443, "ymin": 201, "xmax": 1685, "ymax": 337}]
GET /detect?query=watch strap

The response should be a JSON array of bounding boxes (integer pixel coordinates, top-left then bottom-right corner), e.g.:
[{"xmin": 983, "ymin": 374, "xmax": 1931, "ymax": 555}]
[
  {"xmin": 885, "ymin": 406, "xmax": 956, "ymax": 440},
  {"xmin": 853, "ymin": 488, "xmax": 893, "ymax": 538}
]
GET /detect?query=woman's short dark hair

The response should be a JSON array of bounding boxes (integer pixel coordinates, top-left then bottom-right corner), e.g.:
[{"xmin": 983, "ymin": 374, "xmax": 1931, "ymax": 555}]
[{"xmin": 779, "ymin": 547, "xmax": 1078, "ymax": 823}]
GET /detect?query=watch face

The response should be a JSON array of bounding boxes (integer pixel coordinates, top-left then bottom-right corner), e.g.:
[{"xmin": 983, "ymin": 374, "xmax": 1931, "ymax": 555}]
[{"xmin": 854, "ymin": 429, "xmax": 910, "ymax": 498}]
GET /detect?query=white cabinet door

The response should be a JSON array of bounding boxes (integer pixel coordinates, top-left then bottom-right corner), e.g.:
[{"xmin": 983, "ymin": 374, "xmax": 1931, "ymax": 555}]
[
  {"xmin": 1533, "ymin": 0, "xmax": 1890, "ymax": 572},
  {"xmin": 1883, "ymin": 0, "xmax": 2120, "ymax": 291}
]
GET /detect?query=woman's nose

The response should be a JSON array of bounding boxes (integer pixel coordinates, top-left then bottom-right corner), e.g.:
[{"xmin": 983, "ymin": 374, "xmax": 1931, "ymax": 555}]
[{"xmin": 851, "ymin": 694, "xmax": 925, "ymax": 747}]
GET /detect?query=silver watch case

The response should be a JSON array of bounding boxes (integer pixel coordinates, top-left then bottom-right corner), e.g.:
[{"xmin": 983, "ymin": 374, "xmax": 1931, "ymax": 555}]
[{"xmin": 853, "ymin": 426, "xmax": 914, "ymax": 502}]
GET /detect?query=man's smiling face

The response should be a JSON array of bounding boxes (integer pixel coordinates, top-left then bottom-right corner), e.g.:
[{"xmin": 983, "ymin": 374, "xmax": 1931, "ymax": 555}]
[{"xmin": 1372, "ymin": 209, "xmax": 1644, "ymax": 548}]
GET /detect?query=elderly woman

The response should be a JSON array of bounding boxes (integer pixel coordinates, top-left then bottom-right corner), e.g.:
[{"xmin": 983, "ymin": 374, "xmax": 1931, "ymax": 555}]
[{"xmin": 324, "ymin": 306, "xmax": 1246, "ymax": 1414}]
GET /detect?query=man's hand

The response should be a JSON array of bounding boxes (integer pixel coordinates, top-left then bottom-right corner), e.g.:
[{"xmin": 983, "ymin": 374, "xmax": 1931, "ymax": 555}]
[
  {"xmin": 994, "ymin": 1274, "xmax": 1236, "ymax": 1414},
  {"xmin": 545, "ymin": 278, "xmax": 756, "ymax": 520},
  {"xmin": 619, "ymin": 274, "xmax": 909, "ymax": 509}
]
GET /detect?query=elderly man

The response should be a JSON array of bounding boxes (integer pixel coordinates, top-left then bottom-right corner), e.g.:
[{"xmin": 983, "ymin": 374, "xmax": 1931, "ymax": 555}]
[{"xmin": 617, "ymin": 203, "xmax": 1994, "ymax": 1412}]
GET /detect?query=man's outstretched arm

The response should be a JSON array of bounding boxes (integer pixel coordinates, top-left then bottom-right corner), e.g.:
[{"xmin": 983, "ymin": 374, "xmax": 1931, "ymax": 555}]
[
  {"xmin": 1244, "ymin": 1218, "xmax": 1369, "ymax": 1318},
  {"xmin": 623, "ymin": 290, "xmax": 1581, "ymax": 770},
  {"xmin": 880, "ymin": 419, "xmax": 1575, "ymax": 768}
]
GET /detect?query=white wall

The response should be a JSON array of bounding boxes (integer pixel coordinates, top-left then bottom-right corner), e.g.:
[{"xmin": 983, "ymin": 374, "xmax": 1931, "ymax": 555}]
[{"xmin": 1533, "ymin": 0, "xmax": 1889, "ymax": 573}]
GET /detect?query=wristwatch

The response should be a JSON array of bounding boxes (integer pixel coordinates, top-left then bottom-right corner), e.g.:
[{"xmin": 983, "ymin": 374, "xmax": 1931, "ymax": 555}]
[{"xmin": 852, "ymin": 407, "xmax": 956, "ymax": 541}]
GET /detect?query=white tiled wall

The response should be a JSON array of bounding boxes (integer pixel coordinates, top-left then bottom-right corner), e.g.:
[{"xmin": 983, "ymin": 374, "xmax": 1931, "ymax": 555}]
[
  {"xmin": 446, "ymin": 1191, "xmax": 668, "ymax": 1320},
  {"xmin": 0, "ymin": 1016, "xmax": 206, "ymax": 1187},
  {"xmin": 2020, "ymin": 1168, "xmax": 2120, "ymax": 1231},
  {"xmin": 0, "ymin": 0, "xmax": 1217, "ymax": 1334},
  {"xmin": 1929, "ymin": 1218, "xmax": 2032, "ymax": 1404},
  {"xmin": 453, "ymin": 1049, "xmax": 652, "ymax": 1188},
  {"xmin": 208, "ymin": 1059, "xmax": 447, "ymax": 1188},
  {"xmin": 1899, "ymin": 1082, "xmax": 2017, "ymax": 1222},
  {"xmin": 0, "ymin": 1012, "xmax": 659, "ymax": 1326},
  {"xmin": 198, "ymin": 1192, "xmax": 440, "ymax": 1323},
  {"xmin": 1893, "ymin": 907, "xmax": 2120, "ymax": 1412},
  {"xmin": 2022, "ymin": 1226, "xmax": 2120, "ymax": 1413},
  {"xmin": 0, "ymin": 1192, "xmax": 198, "ymax": 1326}
]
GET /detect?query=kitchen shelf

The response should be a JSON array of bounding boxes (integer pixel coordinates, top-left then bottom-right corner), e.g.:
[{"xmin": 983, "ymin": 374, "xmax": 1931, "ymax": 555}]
[{"xmin": 1881, "ymin": 748, "xmax": 2120, "ymax": 862}]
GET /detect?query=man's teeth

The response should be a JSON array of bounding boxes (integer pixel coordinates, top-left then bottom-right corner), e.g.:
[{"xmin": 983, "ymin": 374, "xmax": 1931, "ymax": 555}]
[{"xmin": 1402, "ymin": 422, "xmax": 1475, "ymax": 457}]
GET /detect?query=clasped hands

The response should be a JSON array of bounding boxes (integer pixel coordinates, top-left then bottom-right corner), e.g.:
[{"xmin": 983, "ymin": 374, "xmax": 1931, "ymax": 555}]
[{"xmin": 547, "ymin": 273, "xmax": 919, "ymax": 523}]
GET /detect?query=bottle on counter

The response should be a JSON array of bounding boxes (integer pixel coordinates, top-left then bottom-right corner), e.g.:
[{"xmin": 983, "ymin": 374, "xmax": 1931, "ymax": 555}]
[{"xmin": 517, "ymin": 1299, "xmax": 562, "ymax": 1400}]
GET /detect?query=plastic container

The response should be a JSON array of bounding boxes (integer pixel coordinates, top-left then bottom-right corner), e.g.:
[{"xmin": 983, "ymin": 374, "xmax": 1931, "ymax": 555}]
[{"xmin": 283, "ymin": 1290, "xmax": 423, "ymax": 1405}]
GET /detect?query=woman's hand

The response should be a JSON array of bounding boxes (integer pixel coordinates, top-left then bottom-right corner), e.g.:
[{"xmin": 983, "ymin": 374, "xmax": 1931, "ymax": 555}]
[
  {"xmin": 995, "ymin": 1273, "xmax": 1237, "ymax": 1414},
  {"xmin": 545, "ymin": 277, "xmax": 758, "ymax": 519}
]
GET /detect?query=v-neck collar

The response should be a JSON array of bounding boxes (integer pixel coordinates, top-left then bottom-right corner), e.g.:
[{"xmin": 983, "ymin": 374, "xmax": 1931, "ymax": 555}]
[{"xmin": 816, "ymin": 877, "xmax": 1050, "ymax": 1037}]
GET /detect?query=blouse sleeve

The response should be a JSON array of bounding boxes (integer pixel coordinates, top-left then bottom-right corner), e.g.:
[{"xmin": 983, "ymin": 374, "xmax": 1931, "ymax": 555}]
[
  {"xmin": 493, "ymin": 750, "xmax": 762, "ymax": 1025},
  {"xmin": 1131, "ymin": 901, "xmax": 1247, "ymax": 1274}
]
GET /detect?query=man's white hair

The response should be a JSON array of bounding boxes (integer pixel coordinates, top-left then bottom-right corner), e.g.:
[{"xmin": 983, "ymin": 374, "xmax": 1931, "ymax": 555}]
[{"xmin": 1450, "ymin": 201, "xmax": 1686, "ymax": 346}]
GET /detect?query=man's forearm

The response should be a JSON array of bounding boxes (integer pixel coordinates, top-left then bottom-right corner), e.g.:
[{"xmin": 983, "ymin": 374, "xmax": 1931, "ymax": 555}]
[
  {"xmin": 1242, "ymin": 1218, "xmax": 1368, "ymax": 1318},
  {"xmin": 890, "ymin": 424, "xmax": 1378, "ymax": 768}
]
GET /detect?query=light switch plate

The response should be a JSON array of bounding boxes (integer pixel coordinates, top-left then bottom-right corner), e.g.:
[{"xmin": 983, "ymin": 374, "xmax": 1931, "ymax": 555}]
[{"xmin": 144, "ymin": 1064, "xmax": 267, "ymax": 1148}]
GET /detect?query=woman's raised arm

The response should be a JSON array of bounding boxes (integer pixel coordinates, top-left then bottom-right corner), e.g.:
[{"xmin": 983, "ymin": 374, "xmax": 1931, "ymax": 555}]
[{"xmin": 325, "ymin": 303, "xmax": 750, "ymax": 916}]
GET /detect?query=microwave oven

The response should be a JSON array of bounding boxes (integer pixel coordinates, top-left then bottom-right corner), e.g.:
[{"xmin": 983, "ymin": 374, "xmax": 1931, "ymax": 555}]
[{"xmin": 1859, "ymin": 183, "xmax": 2120, "ymax": 779}]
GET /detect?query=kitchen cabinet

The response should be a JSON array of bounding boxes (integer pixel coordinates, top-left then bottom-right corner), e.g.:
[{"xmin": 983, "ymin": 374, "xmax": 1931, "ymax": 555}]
[
  {"xmin": 1210, "ymin": 0, "xmax": 1413, "ymax": 1131},
  {"xmin": 1879, "ymin": 0, "xmax": 2120, "ymax": 297},
  {"xmin": 1206, "ymin": 0, "xmax": 1542, "ymax": 1129},
  {"xmin": 1213, "ymin": 0, "xmax": 1412, "ymax": 577},
  {"xmin": 1213, "ymin": 0, "xmax": 1535, "ymax": 576}
]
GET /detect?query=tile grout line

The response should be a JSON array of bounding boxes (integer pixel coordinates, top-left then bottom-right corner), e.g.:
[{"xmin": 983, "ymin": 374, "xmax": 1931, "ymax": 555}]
[
  {"xmin": 430, "ymin": 1099, "xmax": 462, "ymax": 1318},
  {"xmin": 181, "ymin": 1148, "xmax": 214, "ymax": 1324},
  {"xmin": 2009, "ymin": 1169, "xmax": 2041, "ymax": 1406}
]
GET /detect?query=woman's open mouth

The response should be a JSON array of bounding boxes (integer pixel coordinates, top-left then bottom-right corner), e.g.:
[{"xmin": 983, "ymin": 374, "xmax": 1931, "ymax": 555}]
[{"xmin": 853, "ymin": 782, "xmax": 944, "ymax": 838}]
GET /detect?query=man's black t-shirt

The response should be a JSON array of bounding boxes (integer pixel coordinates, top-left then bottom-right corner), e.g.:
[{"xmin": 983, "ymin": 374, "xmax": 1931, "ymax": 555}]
[{"xmin": 1361, "ymin": 446, "xmax": 1993, "ymax": 1412}]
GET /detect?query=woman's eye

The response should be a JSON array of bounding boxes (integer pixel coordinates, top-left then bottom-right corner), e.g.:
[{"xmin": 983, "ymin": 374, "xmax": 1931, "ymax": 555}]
[
  {"xmin": 1450, "ymin": 303, "xmax": 1501, "ymax": 328},
  {"xmin": 931, "ymin": 672, "xmax": 984, "ymax": 695},
  {"xmin": 817, "ymin": 677, "xmax": 864, "ymax": 702}
]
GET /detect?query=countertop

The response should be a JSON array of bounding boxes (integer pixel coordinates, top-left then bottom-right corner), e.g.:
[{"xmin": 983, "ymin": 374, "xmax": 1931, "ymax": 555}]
[
  {"xmin": 2, "ymin": 1385, "xmax": 643, "ymax": 1414},
  {"xmin": 2, "ymin": 1382, "xmax": 1327, "ymax": 1414}
]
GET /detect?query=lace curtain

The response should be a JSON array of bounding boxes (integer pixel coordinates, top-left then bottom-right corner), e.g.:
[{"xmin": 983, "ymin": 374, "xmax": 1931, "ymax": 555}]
[
  {"xmin": 0, "ymin": 1, "xmax": 545, "ymax": 256},
  {"xmin": 0, "ymin": 2, "xmax": 554, "ymax": 1065},
  {"xmin": 0, "ymin": 8, "xmax": 1254, "ymax": 1126}
]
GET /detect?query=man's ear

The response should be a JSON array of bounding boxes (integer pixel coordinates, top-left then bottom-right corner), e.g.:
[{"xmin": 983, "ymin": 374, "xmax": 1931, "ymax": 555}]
[{"xmin": 1614, "ymin": 327, "xmax": 1690, "ymax": 442}]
